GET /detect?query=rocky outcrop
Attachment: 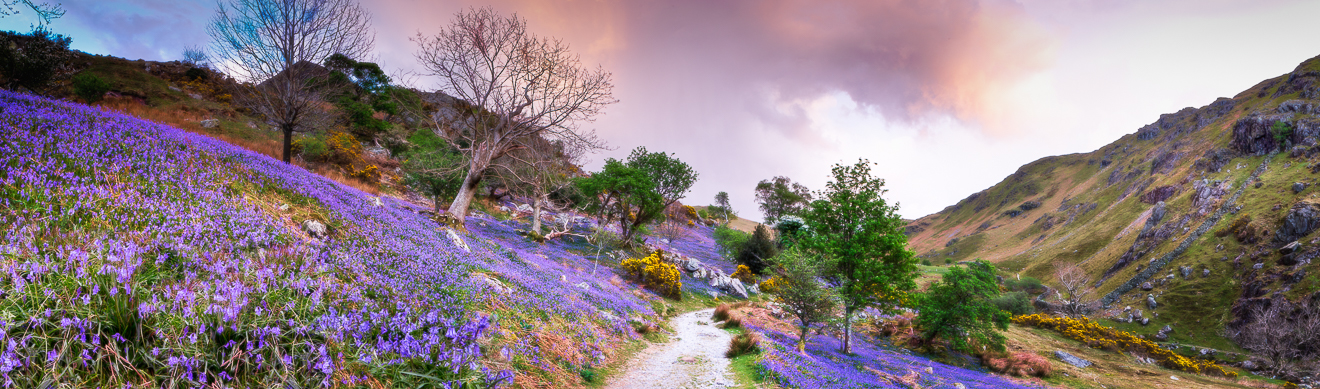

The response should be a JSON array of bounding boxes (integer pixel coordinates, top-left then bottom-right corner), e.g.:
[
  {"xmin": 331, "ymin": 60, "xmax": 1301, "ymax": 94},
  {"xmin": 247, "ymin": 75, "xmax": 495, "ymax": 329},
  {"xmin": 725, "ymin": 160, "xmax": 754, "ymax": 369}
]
[
  {"xmin": 1193, "ymin": 148, "xmax": 1237, "ymax": 173},
  {"xmin": 1231, "ymin": 115, "xmax": 1295, "ymax": 155},
  {"xmin": 1276, "ymin": 199, "xmax": 1320, "ymax": 244},
  {"xmin": 1140, "ymin": 185, "xmax": 1181, "ymax": 205}
]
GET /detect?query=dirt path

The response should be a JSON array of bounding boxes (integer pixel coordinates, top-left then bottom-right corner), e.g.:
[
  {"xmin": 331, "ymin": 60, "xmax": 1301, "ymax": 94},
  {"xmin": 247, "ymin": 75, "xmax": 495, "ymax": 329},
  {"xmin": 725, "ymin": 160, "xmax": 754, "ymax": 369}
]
[{"xmin": 605, "ymin": 308, "xmax": 737, "ymax": 389}]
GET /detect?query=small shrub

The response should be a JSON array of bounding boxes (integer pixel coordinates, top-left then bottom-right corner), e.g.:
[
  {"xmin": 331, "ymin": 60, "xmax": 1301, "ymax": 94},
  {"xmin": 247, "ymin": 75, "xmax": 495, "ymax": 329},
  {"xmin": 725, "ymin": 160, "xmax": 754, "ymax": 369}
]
[
  {"xmin": 72, "ymin": 72, "xmax": 111, "ymax": 103},
  {"xmin": 726, "ymin": 333, "xmax": 760, "ymax": 358},
  {"xmin": 293, "ymin": 135, "xmax": 330, "ymax": 162},
  {"xmin": 1003, "ymin": 276, "xmax": 1044, "ymax": 293},
  {"xmin": 991, "ymin": 291, "xmax": 1034, "ymax": 316},
  {"xmin": 719, "ymin": 314, "xmax": 743, "ymax": 329},
  {"xmin": 758, "ymin": 277, "xmax": 781, "ymax": 294},
  {"xmin": 731, "ymin": 264, "xmax": 756, "ymax": 285},
  {"xmin": 921, "ymin": 259, "xmax": 932, "ymax": 266},
  {"xmin": 0, "ymin": 27, "xmax": 75, "ymax": 93},
  {"xmin": 713, "ymin": 304, "xmax": 733, "ymax": 322},
  {"xmin": 184, "ymin": 66, "xmax": 208, "ymax": 81}
]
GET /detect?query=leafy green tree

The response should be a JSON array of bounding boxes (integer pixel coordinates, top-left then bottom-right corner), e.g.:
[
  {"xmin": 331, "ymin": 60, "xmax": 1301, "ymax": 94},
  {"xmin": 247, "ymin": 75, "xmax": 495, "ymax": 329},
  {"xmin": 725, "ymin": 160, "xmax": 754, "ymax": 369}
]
[
  {"xmin": 736, "ymin": 224, "xmax": 777, "ymax": 274},
  {"xmin": 577, "ymin": 159, "xmax": 662, "ymax": 244},
  {"xmin": 714, "ymin": 191, "xmax": 732, "ymax": 224},
  {"xmin": 769, "ymin": 247, "xmax": 838, "ymax": 353},
  {"xmin": 800, "ymin": 159, "xmax": 918, "ymax": 354},
  {"xmin": 323, "ymin": 53, "xmax": 398, "ymax": 140},
  {"xmin": 402, "ymin": 128, "xmax": 465, "ymax": 213},
  {"xmin": 1273, "ymin": 121, "xmax": 1293, "ymax": 151},
  {"xmin": 755, "ymin": 176, "xmax": 812, "ymax": 225},
  {"xmin": 577, "ymin": 147, "xmax": 695, "ymax": 244},
  {"xmin": 713, "ymin": 225, "xmax": 749, "ymax": 259},
  {"xmin": 916, "ymin": 260, "xmax": 1010, "ymax": 352}
]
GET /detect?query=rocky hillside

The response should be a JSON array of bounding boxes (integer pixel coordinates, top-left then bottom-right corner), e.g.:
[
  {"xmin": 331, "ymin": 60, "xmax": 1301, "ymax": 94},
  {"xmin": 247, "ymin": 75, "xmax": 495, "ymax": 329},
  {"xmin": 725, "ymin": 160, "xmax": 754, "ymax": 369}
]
[{"xmin": 907, "ymin": 55, "xmax": 1320, "ymax": 357}]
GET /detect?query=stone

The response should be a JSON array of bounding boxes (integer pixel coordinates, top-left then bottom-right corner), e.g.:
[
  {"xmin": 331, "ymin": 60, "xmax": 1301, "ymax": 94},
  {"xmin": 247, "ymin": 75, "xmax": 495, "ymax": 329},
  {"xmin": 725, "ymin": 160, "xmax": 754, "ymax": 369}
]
[
  {"xmin": 1054, "ymin": 350, "xmax": 1093, "ymax": 368},
  {"xmin": 1161, "ymin": 325, "xmax": 1173, "ymax": 333},
  {"xmin": 1123, "ymin": 306, "xmax": 1132, "ymax": 313},
  {"xmin": 955, "ymin": 384, "xmax": 966, "ymax": 389},
  {"xmin": 1282, "ymin": 241, "xmax": 1303, "ymax": 254},
  {"xmin": 301, "ymin": 220, "xmax": 327, "ymax": 239},
  {"xmin": 748, "ymin": 283, "xmax": 760, "ymax": 295},
  {"xmin": 1203, "ymin": 269, "xmax": 1211, "ymax": 277},
  {"xmin": 1277, "ymin": 199, "xmax": 1320, "ymax": 243},
  {"xmin": 575, "ymin": 282, "xmax": 591, "ymax": 290},
  {"xmin": 682, "ymin": 258, "xmax": 702, "ymax": 272},
  {"xmin": 1141, "ymin": 282, "xmax": 1154, "ymax": 291},
  {"xmin": 200, "ymin": 119, "xmax": 219, "ymax": 128},
  {"xmin": 500, "ymin": 205, "xmax": 511, "ymax": 213},
  {"xmin": 1297, "ymin": 182, "xmax": 1309, "ymax": 194},
  {"xmin": 188, "ymin": 93, "xmax": 203, "ymax": 100},
  {"xmin": 445, "ymin": 228, "xmax": 470, "ymax": 252},
  {"xmin": 480, "ymin": 275, "xmax": 510, "ymax": 294},
  {"xmin": 516, "ymin": 203, "xmax": 534, "ymax": 213},
  {"xmin": 168, "ymin": 85, "xmax": 181, "ymax": 92},
  {"xmin": 726, "ymin": 278, "xmax": 749, "ymax": 299},
  {"xmin": 1141, "ymin": 317, "xmax": 1150, "ymax": 326},
  {"xmin": 1241, "ymin": 360, "xmax": 1258, "ymax": 370},
  {"xmin": 1254, "ymin": 262, "xmax": 1265, "ymax": 270},
  {"xmin": 1180, "ymin": 266, "xmax": 1192, "ymax": 279},
  {"xmin": 1147, "ymin": 294, "xmax": 1158, "ymax": 309},
  {"xmin": 925, "ymin": 367, "xmax": 934, "ymax": 374},
  {"xmin": 1134, "ymin": 309, "xmax": 1143, "ymax": 319},
  {"xmin": 1154, "ymin": 331, "xmax": 1169, "ymax": 341},
  {"xmin": 278, "ymin": 204, "xmax": 290, "ymax": 211},
  {"xmin": 371, "ymin": 196, "xmax": 383, "ymax": 207}
]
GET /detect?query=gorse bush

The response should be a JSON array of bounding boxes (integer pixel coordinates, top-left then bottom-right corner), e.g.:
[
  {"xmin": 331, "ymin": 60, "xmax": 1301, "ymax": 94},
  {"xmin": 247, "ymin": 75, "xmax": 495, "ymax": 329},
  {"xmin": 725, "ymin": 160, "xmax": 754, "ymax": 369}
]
[
  {"xmin": 1013, "ymin": 314, "xmax": 1237, "ymax": 378},
  {"xmin": 758, "ymin": 276, "xmax": 781, "ymax": 294},
  {"xmin": 620, "ymin": 250, "xmax": 682, "ymax": 299},
  {"xmin": 72, "ymin": 72, "xmax": 111, "ymax": 103},
  {"xmin": 731, "ymin": 264, "xmax": 756, "ymax": 285}
]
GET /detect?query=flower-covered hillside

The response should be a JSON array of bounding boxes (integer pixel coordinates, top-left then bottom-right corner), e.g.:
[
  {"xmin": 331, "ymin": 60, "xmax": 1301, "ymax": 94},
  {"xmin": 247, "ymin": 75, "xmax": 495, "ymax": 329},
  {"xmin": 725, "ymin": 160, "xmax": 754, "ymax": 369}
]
[{"xmin": 0, "ymin": 90, "xmax": 656, "ymax": 388}]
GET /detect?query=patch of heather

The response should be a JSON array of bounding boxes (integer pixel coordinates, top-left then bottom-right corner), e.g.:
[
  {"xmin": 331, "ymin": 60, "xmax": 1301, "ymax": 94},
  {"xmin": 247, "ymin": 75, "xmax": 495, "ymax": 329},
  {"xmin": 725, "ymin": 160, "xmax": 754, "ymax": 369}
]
[{"xmin": 0, "ymin": 90, "xmax": 651, "ymax": 387}]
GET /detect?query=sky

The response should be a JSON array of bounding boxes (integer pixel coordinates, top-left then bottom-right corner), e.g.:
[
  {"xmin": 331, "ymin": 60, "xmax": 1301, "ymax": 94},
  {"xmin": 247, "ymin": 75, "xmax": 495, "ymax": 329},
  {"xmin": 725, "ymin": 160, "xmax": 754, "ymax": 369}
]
[{"xmin": 6, "ymin": 0, "xmax": 1320, "ymax": 221}]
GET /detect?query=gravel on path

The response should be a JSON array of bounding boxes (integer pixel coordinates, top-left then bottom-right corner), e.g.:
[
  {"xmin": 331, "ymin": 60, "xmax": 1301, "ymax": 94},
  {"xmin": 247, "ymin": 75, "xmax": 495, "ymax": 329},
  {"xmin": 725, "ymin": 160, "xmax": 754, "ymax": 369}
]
[{"xmin": 605, "ymin": 308, "xmax": 737, "ymax": 389}]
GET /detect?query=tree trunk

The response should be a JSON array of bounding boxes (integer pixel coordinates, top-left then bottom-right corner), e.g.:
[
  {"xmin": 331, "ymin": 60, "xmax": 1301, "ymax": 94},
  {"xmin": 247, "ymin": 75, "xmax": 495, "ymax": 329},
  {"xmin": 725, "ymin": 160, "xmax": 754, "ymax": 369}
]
[
  {"xmin": 281, "ymin": 124, "xmax": 293, "ymax": 163},
  {"xmin": 842, "ymin": 308, "xmax": 853, "ymax": 354},
  {"xmin": 797, "ymin": 326, "xmax": 808, "ymax": 353},
  {"xmin": 530, "ymin": 195, "xmax": 543, "ymax": 233},
  {"xmin": 447, "ymin": 144, "xmax": 495, "ymax": 223},
  {"xmin": 433, "ymin": 194, "xmax": 442, "ymax": 214}
]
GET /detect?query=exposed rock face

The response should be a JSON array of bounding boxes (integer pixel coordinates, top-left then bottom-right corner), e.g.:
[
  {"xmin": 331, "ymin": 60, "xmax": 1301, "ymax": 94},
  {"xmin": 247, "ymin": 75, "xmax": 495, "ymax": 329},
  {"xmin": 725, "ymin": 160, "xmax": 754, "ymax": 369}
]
[
  {"xmin": 1296, "ymin": 182, "xmax": 1309, "ymax": 194},
  {"xmin": 1140, "ymin": 185, "xmax": 1181, "ymax": 205},
  {"xmin": 1231, "ymin": 115, "xmax": 1295, "ymax": 155},
  {"xmin": 200, "ymin": 119, "xmax": 219, "ymax": 128},
  {"xmin": 1191, "ymin": 179, "xmax": 1229, "ymax": 215},
  {"xmin": 1194, "ymin": 148, "xmax": 1237, "ymax": 173},
  {"xmin": 1277, "ymin": 199, "xmax": 1320, "ymax": 243},
  {"xmin": 1054, "ymin": 351, "xmax": 1093, "ymax": 368},
  {"xmin": 1278, "ymin": 99, "xmax": 1318, "ymax": 114}
]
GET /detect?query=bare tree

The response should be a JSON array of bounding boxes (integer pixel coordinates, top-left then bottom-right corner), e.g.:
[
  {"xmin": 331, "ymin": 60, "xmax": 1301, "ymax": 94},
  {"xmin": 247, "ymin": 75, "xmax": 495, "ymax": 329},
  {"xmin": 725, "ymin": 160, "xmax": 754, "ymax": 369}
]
[
  {"xmin": 182, "ymin": 45, "xmax": 208, "ymax": 67},
  {"xmin": 1, "ymin": 0, "xmax": 63, "ymax": 26},
  {"xmin": 1054, "ymin": 262, "xmax": 1093, "ymax": 317},
  {"xmin": 1234, "ymin": 298, "xmax": 1320, "ymax": 378},
  {"xmin": 491, "ymin": 134, "xmax": 585, "ymax": 238},
  {"xmin": 207, "ymin": 0, "xmax": 375, "ymax": 163},
  {"xmin": 413, "ymin": 7, "xmax": 615, "ymax": 223}
]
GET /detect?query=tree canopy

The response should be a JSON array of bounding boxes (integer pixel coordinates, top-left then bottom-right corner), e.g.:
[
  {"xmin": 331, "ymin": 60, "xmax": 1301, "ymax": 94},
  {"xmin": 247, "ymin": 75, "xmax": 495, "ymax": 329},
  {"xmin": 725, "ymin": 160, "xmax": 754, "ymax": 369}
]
[
  {"xmin": 755, "ymin": 176, "xmax": 812, "ymax": 225},
  {"xmin": 916, "ymin": 260, "xmax": 1010, "ymax": 352},
  {"xmin": 800, "ymin": 159, "xmax": 917, "ymax": 354}
]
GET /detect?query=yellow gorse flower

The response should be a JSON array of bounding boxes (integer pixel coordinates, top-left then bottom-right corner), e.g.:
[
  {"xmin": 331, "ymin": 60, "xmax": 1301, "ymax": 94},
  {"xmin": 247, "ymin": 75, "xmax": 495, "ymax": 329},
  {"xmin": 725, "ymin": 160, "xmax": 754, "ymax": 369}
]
[{"xmin": 1012, "ymin": 314, "xmax": 1237, "ymax": 378}]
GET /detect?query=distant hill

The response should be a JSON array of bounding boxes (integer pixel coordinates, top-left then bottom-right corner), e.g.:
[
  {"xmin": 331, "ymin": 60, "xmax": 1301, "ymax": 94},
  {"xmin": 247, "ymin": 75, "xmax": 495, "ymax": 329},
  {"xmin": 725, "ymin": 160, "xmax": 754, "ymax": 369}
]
[{"xmin": 906, "ymin": 54, "xmax": 1320, "ymax": 354}]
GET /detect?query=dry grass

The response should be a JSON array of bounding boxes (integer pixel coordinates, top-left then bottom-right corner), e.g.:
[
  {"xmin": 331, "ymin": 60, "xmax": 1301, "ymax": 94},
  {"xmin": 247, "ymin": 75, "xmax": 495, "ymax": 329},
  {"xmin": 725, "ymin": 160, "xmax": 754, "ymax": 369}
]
[
  {"xmin": 984, "ymin": 352, "xmax": 1054, "ymax": 378},
  {"xmin": 725, "ymin": 332, "xmax": 760, "ymax": 358}
]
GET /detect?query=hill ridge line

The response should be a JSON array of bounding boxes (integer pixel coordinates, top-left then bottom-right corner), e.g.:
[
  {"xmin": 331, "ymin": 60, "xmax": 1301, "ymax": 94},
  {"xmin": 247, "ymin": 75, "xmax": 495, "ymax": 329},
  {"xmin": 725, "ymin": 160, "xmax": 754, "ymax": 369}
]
[{"xmin": 1100, "ymin": 151, "xmax": 1276, "ymax": 307}]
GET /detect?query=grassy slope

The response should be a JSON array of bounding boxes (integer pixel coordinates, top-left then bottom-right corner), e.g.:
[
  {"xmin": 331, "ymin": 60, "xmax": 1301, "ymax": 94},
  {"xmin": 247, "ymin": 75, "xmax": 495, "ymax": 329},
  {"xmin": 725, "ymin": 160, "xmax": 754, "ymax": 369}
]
[{"xmin": 907, "ymin": 55, "xmax": 1320, "ymax": 364}]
